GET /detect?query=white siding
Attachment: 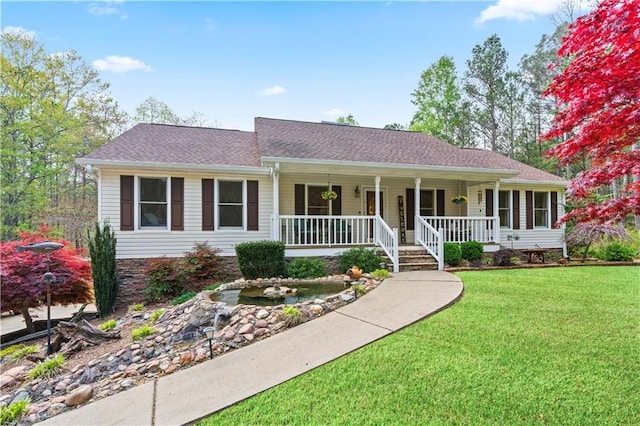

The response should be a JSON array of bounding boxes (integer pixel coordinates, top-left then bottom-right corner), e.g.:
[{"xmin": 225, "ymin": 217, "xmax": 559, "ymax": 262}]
[
  {"xmin": 467, "ymin": 183, "xmax": 565, "ymax": 249},
  {"xmin": 100, "ymin": 170, "xmax": 272, "ymax": 258}
]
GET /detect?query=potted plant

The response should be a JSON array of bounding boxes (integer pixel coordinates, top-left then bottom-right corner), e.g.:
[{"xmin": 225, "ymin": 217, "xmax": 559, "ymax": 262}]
[
  {"xmin": 321, "ymin": 190, "xmax": 338, "ymax": 200},
  {"xmin": 451, "ymin": 195, "xmax": 467, "ymax": 204}
]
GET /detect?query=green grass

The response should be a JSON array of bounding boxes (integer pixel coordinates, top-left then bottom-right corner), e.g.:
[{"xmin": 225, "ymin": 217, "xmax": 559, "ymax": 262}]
[
  {"xmin": 131, "ymin": 325, "xmax": 155, "ymax": 341},
  {"xmin": 98, "ymin": 319, "xmax": 117, "ymax": 331},
  {"xmin": 201, "ymin": 266, "xmax": 639, "ymax": 425},
  {"xmin": 0, "ymin": 344, "xmax": 39, "ymax": 363},
  {"xmin": 0, "ymin": 398, "xmax": 30, "ymax": 425}
]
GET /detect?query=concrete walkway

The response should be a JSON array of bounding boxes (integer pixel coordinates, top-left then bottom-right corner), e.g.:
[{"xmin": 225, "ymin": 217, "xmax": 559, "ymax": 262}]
[{"xmin": 40, "ymin": 271, "xmax": 463, "ymax": 426}]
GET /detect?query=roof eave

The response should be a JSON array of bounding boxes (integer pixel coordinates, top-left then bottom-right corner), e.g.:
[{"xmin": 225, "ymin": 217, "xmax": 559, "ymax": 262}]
[
  {"xmin": 76, "ymin": 158, "xmax": 270, "ymax": 175},
  {"xmin": 501, "ymin": 179, "xmax": 568, "ymax": 187},
  {"xmin": 261, "ymin": 156, "xmax": 520, "ymax": 178}
]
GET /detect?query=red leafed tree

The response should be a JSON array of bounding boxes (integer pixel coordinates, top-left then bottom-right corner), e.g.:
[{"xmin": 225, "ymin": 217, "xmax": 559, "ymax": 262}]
[
  {"xmin": 541, "ymin": 0, "xmax": 640, "ymax": 223},
  {"xmin": 0, "ymin": 226, "xmax": 93, "ymax": 333}
]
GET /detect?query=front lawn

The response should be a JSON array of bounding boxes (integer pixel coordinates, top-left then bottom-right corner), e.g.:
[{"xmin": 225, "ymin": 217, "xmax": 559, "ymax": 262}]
[{"xmin": 201, "ymin": 267, "xmax": 639, "ymax": 425}]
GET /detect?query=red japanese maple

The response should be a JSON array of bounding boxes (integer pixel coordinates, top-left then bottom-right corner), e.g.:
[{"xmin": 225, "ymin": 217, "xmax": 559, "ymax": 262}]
[
  {"xmin": 0, "ymin": 226, "xmax": 93, "ymax": 333},
  {"xmin": 542, "ymin": 0, "xmax": 640, "ymax": 223}
]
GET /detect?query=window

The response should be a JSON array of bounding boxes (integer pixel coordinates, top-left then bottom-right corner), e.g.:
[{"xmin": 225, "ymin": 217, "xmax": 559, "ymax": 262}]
[
  {"xmin": 534, "ymin": 192, "xmax": 549, "ymax": 227},
  {"xmin": 419, "ymin": 190, "xmax": 434, "ymax": 216},
  {"xmin": 139, "ymin": 178, "xmax": 167, "ymax": 228},
  {"xmin": 218, "ymin": 180, "xmax": 244, "ymax": 228},
  {"xmin": 307, "ymin": 185, "xmax": 329, "ymax": 215},
  {"xmin": 498, "ymin": 190, "xmax": 511, "ymax": 228}
]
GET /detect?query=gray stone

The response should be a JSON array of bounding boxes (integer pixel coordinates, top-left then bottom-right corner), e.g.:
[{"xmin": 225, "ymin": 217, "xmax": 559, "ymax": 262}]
[
  {"xmin": 256, "ymin": 309, "xmax": 269, "ymax": 319},
  {"xmin": 47, "ymin": 402, "xmax": 67, "ymax": 417},
  {"xmin": 80, "ymin": 367, "xmax": 101, "ymax": 384},
  {"xmin": 11, "ymin": 390, "xmax": 31, "ymax": 404}
]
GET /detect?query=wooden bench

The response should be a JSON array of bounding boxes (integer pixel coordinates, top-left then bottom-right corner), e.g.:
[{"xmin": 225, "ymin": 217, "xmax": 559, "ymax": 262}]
[{"xmin": 521, "ymin": 248, "xmax": 549, "ymax": 264}]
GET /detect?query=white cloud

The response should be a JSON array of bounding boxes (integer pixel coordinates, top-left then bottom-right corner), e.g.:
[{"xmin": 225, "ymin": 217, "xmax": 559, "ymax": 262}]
[
  {"xmin": 259, "ymin": 85, "xmax": 286, "ymax": 96},
  {"xmin": 92, "ymin": 55, "xmax": 153, "ymax": 73},
  {"xmin": 324, "ymin": 108, "xmax": 344, "ymax": 118},
  {"xmin": 88, "ymin": 1, "xmax": 128, "ymax": 19},
  {"xmin": 475, "ymin": 0, "xmax": 564, "ymax": 24},
  {"xmin": 1, "ymin": 26, "xmax": 37, "ymax": 39}
]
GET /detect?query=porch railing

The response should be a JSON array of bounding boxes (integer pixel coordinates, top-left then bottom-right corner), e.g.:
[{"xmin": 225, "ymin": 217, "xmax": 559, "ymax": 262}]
[
  {"xmin": 422, "ymin": 216, "xmax": 497, "ymax": 243},
  {"xmin": 279, "ymin": 215, "xmax": 376, "ymax": 246},
  {"xmin": 416, "ymin": 217, "xmax": 444, "ymax": 270},
  {"xmin": 375, "ymin": 216, "xmax": 399, "ymax": 273}
]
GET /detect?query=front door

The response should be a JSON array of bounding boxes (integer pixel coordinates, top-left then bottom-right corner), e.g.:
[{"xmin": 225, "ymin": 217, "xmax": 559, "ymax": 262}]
[{"xmin": 366, "ymin": 191, "xmax": 384, "ymax": 238}]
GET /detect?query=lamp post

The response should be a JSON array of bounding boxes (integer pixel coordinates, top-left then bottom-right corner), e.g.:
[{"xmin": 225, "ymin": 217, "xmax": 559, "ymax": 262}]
[
  {"xmin": 43, "ymin": 272, "xmax": 55, "ymax": 355},
  {"xmin": 202, "ymin": 326, "xmax": 216, "ymax": 359}
]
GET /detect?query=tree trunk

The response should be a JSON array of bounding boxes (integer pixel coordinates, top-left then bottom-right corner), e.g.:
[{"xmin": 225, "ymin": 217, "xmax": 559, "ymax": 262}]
[{"xmin": 20, "ymin": 306, "xmax": 35, "ymax": 334}]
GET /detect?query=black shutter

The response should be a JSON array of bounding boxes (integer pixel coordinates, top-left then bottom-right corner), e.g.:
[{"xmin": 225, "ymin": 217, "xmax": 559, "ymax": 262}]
[
  {"xmin": 436, "ymin": 190, "xmax": 445, "ymax": 216},
  {"xmin": 406, "ymin": 188, "xmax": 415, "ymax": 230},
  {"xmin": 551, "ymin": 191, "xmax": 558, "ymax": 228},
  {"xmin": 525, "ymin": 191, "xmax": 533, "ymax": 229},
  {"xmin": 295, "ymin": 184, "xmax": 305, "ymax": 215},
  {"xmin": 331, "ymin": 185, "xmax": 342, "ymax": 215},
  {"xmin": 120, "ymin": 175, "xmax": 134, "ymax": 231},
  {"xmin": 485, "ymin": 189, "xmax": 494, "ymax": 217},
  {"xmin": 512, "ymin": 190, "xmax": 520, "ymax": 230},
  {"xmin": 247, "ymin": 180, "xmax": 259, "ymax": 231},
  {"xmin": 202, "ymin": 179, "xmax": 214, "ymax": 231},
  {"xmin": 171, "ymin": 177, "xmax": 184, "ymax": 231}
]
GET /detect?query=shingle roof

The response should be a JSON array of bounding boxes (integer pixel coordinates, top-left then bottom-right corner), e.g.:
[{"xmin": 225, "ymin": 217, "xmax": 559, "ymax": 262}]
[
  {"xmin": 81, "ymin": 118, "xmax": 565, "ymax": 183},
  {"xmin": 255, "ymin": 118, "xmax": 565, "ymax": 182},
  {"xmin": 81, "ymin": 123, "xmax": 261, "ymax": 167}
]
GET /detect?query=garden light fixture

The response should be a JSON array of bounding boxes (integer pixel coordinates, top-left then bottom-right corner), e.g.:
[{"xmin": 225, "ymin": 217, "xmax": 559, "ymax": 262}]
[{"xmin": 202, "ymin": 326, "xmax": 216, "ymax": 359}]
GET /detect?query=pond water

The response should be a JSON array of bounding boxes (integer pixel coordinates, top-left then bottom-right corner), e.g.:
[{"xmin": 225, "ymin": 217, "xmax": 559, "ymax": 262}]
[{"xmin": 211, "ymin": 282, "xmax": 349, "ymax": 306}]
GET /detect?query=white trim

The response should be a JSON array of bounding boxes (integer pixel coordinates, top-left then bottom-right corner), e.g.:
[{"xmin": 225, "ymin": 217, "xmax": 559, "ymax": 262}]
[
  {"xmin": 76, "ymin": 158, "xmax": 269, "ymax": 175},
  {"xmin": 137, "ymin": 176, "xmax": 170, "ymax": 231}
]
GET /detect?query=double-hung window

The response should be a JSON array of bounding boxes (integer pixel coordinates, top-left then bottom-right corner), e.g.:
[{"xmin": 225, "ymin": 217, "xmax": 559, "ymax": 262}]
[
  {"xmin": 498, "ymin": 190, "xmax": 511, "ymax": 228},
  {"xmin": 534, "ymin": 192, "xmax": 549, "ymax": 227},
  {"xmin": 419, "ymin": 190, "xmax": 434, "ymax": 216},
  {"xmin": 307, "ymin": 185, "xmax": 329, "ymax": 215},
  {"xmin": 139, "ymin": 177, "xmax": 168, "ymax": 229},
  {"xmin": 218, "ymin": 180, "xmax": 244, "ymax": 229}
]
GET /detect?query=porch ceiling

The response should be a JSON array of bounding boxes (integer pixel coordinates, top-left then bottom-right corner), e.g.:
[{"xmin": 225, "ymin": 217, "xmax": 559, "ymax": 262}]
[{"xmin": 264, "ymin": 158, "xmax": 518, "ymax": 181}]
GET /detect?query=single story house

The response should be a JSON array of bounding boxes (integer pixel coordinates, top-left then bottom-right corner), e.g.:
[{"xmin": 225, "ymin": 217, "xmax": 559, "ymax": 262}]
[{"xmin": 77, "ymin": 117, "xmax": 567, "ymax": 271}]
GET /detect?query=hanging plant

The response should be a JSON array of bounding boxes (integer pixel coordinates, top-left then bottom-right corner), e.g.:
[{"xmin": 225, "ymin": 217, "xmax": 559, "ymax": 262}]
[
  {"xmin": 321, "ymin": 190, "xmax": 338, "ymax": 200},
  {"xmin": 451, "ymin": 195, "xmax": 467, "ymax": 204}
]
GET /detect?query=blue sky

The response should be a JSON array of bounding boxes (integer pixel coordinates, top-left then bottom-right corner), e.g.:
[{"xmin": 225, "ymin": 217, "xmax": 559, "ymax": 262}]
[{"xmin": 2, "ymin": 1, "xmax": 571, "ymax": 131}]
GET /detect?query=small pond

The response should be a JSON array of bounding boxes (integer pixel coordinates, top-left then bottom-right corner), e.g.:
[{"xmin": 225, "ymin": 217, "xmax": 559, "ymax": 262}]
[{"xmin": 211, "ymin": 282, "xmax": 349, "ymax": 306}]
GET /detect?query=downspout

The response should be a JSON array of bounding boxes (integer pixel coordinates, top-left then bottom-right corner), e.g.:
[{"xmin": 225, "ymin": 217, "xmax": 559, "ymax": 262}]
[{"xmin": 493, "ymin": 181, "xmax": 500, "ymax": 245}]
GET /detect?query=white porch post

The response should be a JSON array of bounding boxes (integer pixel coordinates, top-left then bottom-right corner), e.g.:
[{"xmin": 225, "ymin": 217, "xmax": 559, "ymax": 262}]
[
  {"xmin": 561, "ymin": 189, "xmax": 568, "ymax": 258},
  {"xmin": 493, "ymin": 181, "xmax": 500, "ymax": 244},
  {"xmin": 374, "ymin": 176, "xmax": 381, "ymax": 243},
  {"xmin": 414, "ymin": 177, "xmax": 421, "ymax": 245},
  {"xmin": 272, "ymin": 164, "xmax": 280, "ymax": 241}
]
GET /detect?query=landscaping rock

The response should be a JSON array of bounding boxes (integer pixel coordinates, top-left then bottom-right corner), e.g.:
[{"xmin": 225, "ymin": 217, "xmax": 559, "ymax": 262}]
[{"xmin": 64, "ymin": 385, "xmax": 93, "ymax": 406}]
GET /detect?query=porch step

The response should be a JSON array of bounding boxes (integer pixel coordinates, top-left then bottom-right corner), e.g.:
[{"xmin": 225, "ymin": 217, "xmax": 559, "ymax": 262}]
[{"xmin": 378, "ymin": 247, "xmax": 439, "ymax": 272}]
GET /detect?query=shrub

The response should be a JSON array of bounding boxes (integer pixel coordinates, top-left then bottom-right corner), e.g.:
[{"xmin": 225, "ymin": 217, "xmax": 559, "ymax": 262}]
[
  {"xmin": 338, "ymin": 247, "xmax": 384, "ymax": 273},
  {"xmin": 287, "ymin": 258, "xmax": 328, "ymax": 279},
  {"xmin": 98, "ymin": 319, "xmax": 117, "ymax": 331},
  {"xmin": 150, "ymin": 309, "xmax": 166, "ymax": 322},
  {"xmin": 88, "ymin": 220, "xmax": 118, "ymax": 318},
  {"xmin": 145, "ymin": 243, "xmax": 232, "ymax": 302},
  {"xmin": 0, "ymin": 344, "xmax": 39, "ymax": 362},
  {"xmin": 461, "ymin": 241, "xmax": 484, "ymax": 263},
  {"xmin": 204, "ymin": 282, "xmax": 222, "ymax": 291},
  {"xmin": 279, "ymin": 306, "xmax": 303, "ymax": 327},
  {"xmin": 27, "ymin": 354, "xmax": 65, "ymax": 380},
  {"xmin": 235, "ymin": 241, "xmax": 287, "ymax": 279},
  {"xmin": 493, "ymin": 249, "xmax": 518, "ymax": 266},
  {"xmin": 371, "ymin": 268, "xmax": 389, "ymax": 279},
  {"xmin": 170, "ymin": 291, "xmax": 197, "ymax": 306},
  {"xmin": 131, "ymin": 303, "xmax": 144, "ymax": 312},
  {"xmin": 601, "ymin": 242, "xmax": 636, "ymax": 261},
  {"xmin": 0, "ymin": 399, "xmax": 30, "ymax": 425},
  {"xmin": 443, "ymin": 243, "xmax": 461, "ymax": 267},
  {"xmin": 131, "ymin": 325, "xmax": 155, "ymax": 341}
]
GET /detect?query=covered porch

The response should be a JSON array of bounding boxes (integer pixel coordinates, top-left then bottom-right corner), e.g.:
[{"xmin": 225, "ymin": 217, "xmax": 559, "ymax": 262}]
[{"xmin": 266, "ymin": 161, "xmax": 513, "ymax": 272}]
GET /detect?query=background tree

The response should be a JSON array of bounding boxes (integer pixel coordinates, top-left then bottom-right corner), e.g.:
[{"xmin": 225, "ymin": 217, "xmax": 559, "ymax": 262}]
[
  {"xmin": 133, "ymin": 97, "xmax": 212, "ymax": 126},
  {"xmin": 383, "ymin": 123, "xmax": 406, "ymax": 131},
  {"xmin": 410, "ymin": 56, "xmax": 471, "ymax": 146},
  {"xmin": 464, "ymin": 34, "xmax": 508, "ymax": 153},
  {"xmin": 335, "ymin": 114, "xmax": 359, "ymax": 126},
  {"xmin": 541, "ymin": 0, "xmax": 640, "ymax": 224},
  {"xmin": 1, "ymin": 31, "xmax": 127, "ymax": 241},
  {"xmin": 0, "ymin": 226, "xmax": 93, "ymax": 333}
]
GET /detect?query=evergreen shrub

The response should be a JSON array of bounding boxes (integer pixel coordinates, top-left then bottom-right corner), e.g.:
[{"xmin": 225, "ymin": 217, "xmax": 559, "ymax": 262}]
[{"xmin": 235, "ymin": 240, "xmax": 287, "ymax": 279}]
